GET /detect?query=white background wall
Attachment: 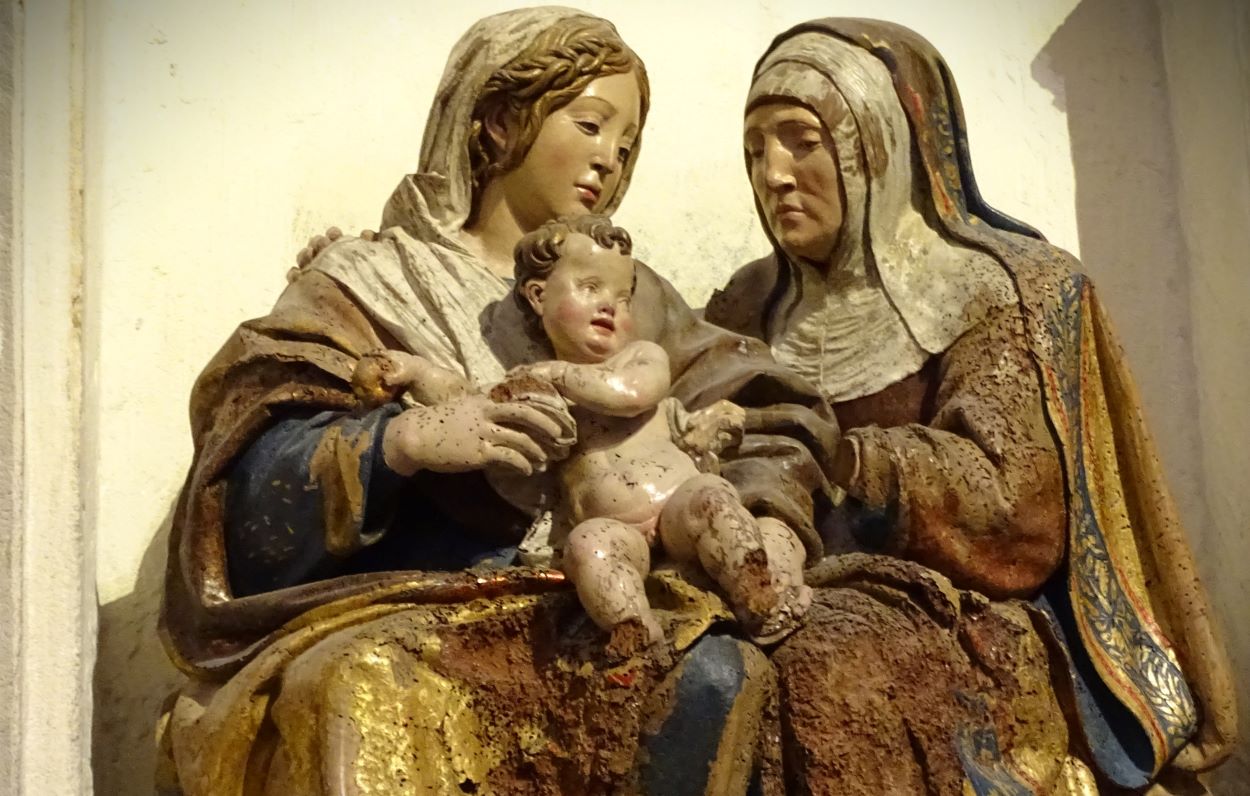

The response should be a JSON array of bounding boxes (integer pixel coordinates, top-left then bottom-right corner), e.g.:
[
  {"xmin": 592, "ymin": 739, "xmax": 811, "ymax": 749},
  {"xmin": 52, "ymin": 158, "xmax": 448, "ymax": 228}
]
[
  {"xmin": 1158, "ymin": 1, "xmax": 1250, "ymax": 790},
  {"xmin": 7, "ymin": 0, "xmax": 1243, "ymax": 793}
]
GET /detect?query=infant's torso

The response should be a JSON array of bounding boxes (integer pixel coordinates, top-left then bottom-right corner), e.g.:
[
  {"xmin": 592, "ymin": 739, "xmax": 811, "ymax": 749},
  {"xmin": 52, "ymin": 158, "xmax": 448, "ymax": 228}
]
[{"xmin": 559, "ymin": 401, "xmax": 699, "ymax": 536}]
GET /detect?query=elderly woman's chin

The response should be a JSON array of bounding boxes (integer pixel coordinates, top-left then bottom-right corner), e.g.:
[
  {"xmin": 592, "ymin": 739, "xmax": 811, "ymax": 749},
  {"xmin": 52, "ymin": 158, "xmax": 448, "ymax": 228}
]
[{"xmin": 775, "ymin": 225, "xmax": 836, "ymax": 264}]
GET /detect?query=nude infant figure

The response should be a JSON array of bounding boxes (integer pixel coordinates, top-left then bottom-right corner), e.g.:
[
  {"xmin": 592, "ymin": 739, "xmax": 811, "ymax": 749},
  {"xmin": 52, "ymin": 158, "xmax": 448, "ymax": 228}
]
[{"xmin": 354, "ymin": 215, "xmax": 812, "ymax": 654}]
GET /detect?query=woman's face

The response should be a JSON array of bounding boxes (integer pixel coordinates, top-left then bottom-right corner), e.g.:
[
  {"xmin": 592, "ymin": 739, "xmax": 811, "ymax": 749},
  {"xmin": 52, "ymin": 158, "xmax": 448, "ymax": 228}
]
[
  {"xmin": 496, "ymin": 71, "xmax": 642, "ymax": 232},
  {"xmin": 744, "ymin": 102, "xmax": 844, "ymax": 264}
]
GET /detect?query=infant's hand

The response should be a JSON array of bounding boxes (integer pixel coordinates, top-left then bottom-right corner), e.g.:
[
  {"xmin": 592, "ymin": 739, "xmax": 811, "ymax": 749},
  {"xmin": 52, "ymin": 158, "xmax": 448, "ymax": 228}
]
[
  {"xmin": 353, "ymin": 350, "xmax": 470, "ymax": 408},
  {"xmin": 404, "ymin": 359, "xmax": 471, "ymax": 406},
  {"xmin": 682, "ymin": 400, "xmax": 746, "ymax": 457},
  {"xmin": 352, "ymin": 350, "xmax": 410, "ymax": 407}
]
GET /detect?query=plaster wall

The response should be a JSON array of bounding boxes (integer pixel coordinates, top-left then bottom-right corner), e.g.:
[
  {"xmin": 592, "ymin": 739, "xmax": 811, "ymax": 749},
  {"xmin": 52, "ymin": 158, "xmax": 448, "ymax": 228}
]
[
  {"xmin": 0, "ymin": 0, "xmax": 20, "ymax": 787},
  {"xmin": 75, "ymin": 1, "xmax": 1233, "ymax": 793},
  {"xmin": 1158, "ymin": 0, "xmax": 1250, "ymax": 788},
  {"xmin": 4, "ymin": 0, "xmax": 95, "ymax": 793}
]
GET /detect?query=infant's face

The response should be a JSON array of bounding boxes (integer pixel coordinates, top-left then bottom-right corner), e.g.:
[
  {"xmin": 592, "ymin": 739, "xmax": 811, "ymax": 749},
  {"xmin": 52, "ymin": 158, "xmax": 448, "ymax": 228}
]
[{"xmin": 529, "ymin": 233, "xmax": 635, "ymax": 364}]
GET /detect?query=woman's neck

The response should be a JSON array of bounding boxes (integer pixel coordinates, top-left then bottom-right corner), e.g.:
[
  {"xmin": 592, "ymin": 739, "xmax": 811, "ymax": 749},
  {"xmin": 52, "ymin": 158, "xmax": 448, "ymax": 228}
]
[
  {"xmin": 461, "ymin": 182, "xmax": 525, "ymax": 279},
  {"xmin": 788, "ymin": 244, "xmax": 871, "ymax": 296}
]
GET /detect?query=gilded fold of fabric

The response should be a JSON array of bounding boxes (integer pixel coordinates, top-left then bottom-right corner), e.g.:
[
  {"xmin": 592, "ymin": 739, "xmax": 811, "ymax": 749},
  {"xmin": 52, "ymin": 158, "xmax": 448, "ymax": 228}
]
[
  {"xmin": 159, "ymin": 570, "xmax": 745, "ymax": 795},
  {"xmin": 1034, "ymin": 274, "xmax": 1198, "ymax": 787}
]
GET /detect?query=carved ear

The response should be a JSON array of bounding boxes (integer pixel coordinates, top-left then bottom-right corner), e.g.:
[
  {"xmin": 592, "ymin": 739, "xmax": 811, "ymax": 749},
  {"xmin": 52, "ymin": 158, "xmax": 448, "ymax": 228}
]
[
  {"xmin": 522, "ymin": 280, "xmax": 546, "ymax": 316},
  {"xmin": 484, "ymin": 105, "xmax": 511, "ymax": 153}
]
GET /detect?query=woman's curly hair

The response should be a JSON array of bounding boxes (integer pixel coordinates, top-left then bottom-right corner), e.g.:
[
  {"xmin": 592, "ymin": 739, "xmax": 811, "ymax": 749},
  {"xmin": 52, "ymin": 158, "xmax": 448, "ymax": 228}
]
[{"xmin": 467, "ymin": 17, "xmax": 650, "ymax": 218}]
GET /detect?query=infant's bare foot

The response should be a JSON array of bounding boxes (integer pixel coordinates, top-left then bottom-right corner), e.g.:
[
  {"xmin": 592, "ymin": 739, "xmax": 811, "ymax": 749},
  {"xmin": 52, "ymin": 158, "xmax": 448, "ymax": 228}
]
[
  {"xmin": 728, "ymin": 547, "xmax": 780, "ymax": 622},
  {"xmin": 606, "ymin": 616, "xmax": 663, "ymax": 661},
  {"xmin": 746, "ymin": 584, "xmax": 813, "ymax": 646}
]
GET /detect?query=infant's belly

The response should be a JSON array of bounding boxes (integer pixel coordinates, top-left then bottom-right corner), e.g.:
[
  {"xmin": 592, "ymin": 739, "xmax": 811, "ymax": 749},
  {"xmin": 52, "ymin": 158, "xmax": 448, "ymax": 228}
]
[{"xmin": 563, "ymin": 449, "xmax": 700, "ymax": 529}]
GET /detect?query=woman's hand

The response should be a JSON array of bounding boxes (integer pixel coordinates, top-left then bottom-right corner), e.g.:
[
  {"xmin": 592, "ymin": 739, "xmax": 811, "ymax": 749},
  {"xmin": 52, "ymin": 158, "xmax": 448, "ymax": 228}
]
[
  {"xmin": 681, "ymin": 400, "xmax": 746, "ymax": 457},
  {"xmin": 382, "ymin": 393, "xmax": 569, "ymax": 477},
  {"xmin": 289, "ymin": 226, "xmax": 384, "ymax": 280},
  {"xmin": 295, "ymin": 226, "xmax": 345, "ymax": 269}
]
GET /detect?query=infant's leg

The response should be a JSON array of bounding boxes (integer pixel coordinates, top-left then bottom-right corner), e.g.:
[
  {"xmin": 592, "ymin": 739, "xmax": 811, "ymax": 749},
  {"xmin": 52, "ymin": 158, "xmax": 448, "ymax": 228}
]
[
  {"xmin": 563, "ymin": 518, "xmax": 662, "ymax": 653},
  {"xmin": 659, "ymin": 474, "xmax": 777, "ymax": 622}
]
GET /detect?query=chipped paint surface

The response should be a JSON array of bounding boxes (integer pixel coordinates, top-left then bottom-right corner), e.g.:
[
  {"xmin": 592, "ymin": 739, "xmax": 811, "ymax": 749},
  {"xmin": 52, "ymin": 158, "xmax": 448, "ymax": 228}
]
[{"xmin": 63, "ymin": 1, "xmax": 1250, "ymax": 793}]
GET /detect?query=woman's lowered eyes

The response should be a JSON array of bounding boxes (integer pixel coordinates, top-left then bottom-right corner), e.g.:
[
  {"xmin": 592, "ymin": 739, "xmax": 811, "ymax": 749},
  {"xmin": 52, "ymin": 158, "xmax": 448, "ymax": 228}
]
[
  {"xmin": 574, "ymin": 120, "xmax": 633, "ymax": 163},
  {"xmin": 744, "ymin": 122, "xmax": 823, "ymax": 157}
]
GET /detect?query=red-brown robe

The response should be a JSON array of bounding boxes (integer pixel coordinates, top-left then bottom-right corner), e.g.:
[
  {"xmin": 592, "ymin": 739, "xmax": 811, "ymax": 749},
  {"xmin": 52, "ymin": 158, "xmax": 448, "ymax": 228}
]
[{"xmin": 706, "ymin": 17, "xmax": 1235, "ymax": 794}]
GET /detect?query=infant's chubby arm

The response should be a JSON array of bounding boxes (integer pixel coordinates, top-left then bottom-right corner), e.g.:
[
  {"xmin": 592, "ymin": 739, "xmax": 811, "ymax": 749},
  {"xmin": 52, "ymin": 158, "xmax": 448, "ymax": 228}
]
[
  {"xmin": 352, "ymin": 349, "xmax": 471, "ymax": 407},
  {"xmin": 537, "ymin": 340, "xmax": 671, "ymax": 418}
]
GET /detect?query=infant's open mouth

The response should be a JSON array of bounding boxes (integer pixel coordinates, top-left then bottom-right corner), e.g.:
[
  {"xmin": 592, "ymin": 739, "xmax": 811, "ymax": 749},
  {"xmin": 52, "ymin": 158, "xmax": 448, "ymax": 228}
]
[{"xmin": 591, "ymin": 317, "xmax": 615, "ymax": 332}]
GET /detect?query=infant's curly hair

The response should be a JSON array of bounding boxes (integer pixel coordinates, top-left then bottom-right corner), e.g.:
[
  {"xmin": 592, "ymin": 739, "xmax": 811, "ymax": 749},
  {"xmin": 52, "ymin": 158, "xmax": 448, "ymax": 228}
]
[{"xmin": 513, "ymin": 214, "xmax": 633, "ymax": 323}]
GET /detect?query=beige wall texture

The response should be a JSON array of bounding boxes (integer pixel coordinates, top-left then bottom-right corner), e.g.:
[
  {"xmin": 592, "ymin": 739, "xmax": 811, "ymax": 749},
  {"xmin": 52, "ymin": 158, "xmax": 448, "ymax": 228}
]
[
  {"xmin": 3, "ymin": 0, "xmax": 96, "ymax": 794},
  {"xmin": 0, "ymin": 0, "xmax": 20, "ymax": 788},
  {"xmin": 1159, "ymin": 0, "xmax": 1250, "ymax": 790},
  {"xmin": 5, "ymin": 0, "xmax": 1242, "ymax": 793}
]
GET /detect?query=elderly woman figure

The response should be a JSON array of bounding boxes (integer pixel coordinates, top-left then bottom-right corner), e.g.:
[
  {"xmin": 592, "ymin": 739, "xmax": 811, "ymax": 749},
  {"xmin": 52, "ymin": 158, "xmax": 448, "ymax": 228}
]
[
  {"xmin": 159, "ymin": 8, "xmax": 831, "ymax": 795},
  {"xmin": 707, "ymin": 19, "xmax": 1236, "ymax": 795}
]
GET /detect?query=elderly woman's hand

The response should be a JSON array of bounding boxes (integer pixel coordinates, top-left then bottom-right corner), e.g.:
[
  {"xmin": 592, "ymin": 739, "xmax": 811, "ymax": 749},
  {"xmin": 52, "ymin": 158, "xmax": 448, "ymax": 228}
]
[
  {"xmin": 681, "ymin": 400, "xmax": 746, "ymax": 458},
  {"xmin": 289, "ymin": 226, "xmax": 385, "ymax": 281},
  {"xmin": 382, "ymin": 393, "xmax": 569, "ymax": 477}
]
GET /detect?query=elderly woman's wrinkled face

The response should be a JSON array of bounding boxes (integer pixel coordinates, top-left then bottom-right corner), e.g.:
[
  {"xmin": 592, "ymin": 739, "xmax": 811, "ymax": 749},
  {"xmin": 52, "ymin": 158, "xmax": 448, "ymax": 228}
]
[
  {"xmin": 496, "ymin": 72, "xmax": 642, "ymax": 232},
  {"xmin": 744, "ymin": 102, "xmax": 843, "ymax": 264}
]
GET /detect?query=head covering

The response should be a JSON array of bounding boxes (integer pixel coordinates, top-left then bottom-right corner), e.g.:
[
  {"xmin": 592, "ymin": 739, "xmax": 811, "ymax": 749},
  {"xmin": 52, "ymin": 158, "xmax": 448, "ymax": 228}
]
[
  {"xmin": 747, "ymin": 18, "xmax": 1237, "ymax": 785},
  {"xmin": 745, "ymin": 33, "xmax": 1016, "ymax": 401},
  {"xmin": 381, "ymin": 6, "xmax": 643, "ymax": 238},
  {"xmin": 312, "ymin": 7, "xmax": 647, "ymax": 387}
]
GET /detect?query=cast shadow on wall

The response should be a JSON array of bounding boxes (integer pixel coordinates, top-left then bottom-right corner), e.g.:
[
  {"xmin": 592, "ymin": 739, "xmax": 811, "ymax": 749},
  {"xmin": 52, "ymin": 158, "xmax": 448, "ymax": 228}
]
[
  {"xmin": 1029, "ymin": 0, "xmax": 1206, "ymax": 533},
  {"xmin": 93, "ymin": 501, "xmax": 184, "ymax": 796},
  {"xmin": 1032, "ymin": 0, "xmax": 1244, "ymax": 788}
]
